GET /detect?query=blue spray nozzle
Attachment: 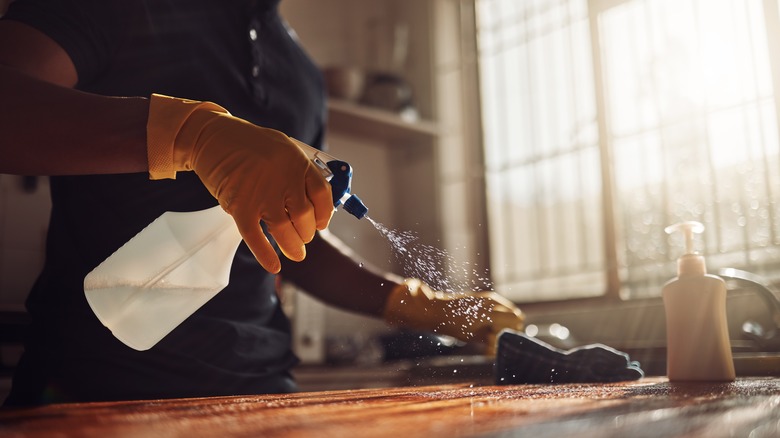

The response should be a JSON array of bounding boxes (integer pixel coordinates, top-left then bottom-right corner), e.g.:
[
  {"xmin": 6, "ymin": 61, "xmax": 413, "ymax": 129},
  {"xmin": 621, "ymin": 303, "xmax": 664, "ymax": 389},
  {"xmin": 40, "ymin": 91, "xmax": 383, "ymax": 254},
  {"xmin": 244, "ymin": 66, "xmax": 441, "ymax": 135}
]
[
  {"xmin": 326, "ymin": 160, "xmax": 368, "ymax": 220},
  {"xmin": 343, "ymin": 194, "xmax": 368, "ymax": 219},
  {"xmin": 290, "ymin": 138, "xmax": 368, "ymax": 220}
]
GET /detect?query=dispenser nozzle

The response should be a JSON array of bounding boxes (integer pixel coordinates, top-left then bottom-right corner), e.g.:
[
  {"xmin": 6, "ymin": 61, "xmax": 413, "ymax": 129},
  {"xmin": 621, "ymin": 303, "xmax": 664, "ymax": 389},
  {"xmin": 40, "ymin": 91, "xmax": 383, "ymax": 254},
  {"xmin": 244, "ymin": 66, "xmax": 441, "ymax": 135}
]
[
  {"xmin": 664, "ymin": 221, "xmax": 705, "ymax": 254},
  {"xmin": 665, "ymin": 221, "xmax": 706, "ymax": 276}
]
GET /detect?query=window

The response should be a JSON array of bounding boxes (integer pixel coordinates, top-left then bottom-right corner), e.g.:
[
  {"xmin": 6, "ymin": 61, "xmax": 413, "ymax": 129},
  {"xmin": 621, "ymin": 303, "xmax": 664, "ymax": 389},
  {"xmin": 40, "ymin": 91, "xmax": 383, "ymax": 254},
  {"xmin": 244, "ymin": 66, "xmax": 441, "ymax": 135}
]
[{"xmin": 476, "ymin": 0, "xmax": 780, "ymax": 302}]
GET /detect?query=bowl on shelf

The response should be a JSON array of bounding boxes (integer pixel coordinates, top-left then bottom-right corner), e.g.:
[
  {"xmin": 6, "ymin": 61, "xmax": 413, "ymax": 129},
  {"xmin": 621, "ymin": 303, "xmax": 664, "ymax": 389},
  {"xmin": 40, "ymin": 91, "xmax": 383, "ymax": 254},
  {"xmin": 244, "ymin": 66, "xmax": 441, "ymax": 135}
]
[{"xmin": 322, "ymin": 66, "xmax": 365, "ymax": 102}]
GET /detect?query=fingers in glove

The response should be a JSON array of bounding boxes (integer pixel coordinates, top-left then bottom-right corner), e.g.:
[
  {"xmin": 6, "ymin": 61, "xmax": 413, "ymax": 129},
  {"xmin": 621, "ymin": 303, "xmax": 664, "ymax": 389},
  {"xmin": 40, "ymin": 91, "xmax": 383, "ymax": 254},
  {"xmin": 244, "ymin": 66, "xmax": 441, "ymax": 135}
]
[
  {"xmin": 266, "ymin": 218, "xmax": 306, "ymax": 262},
  {"xmin": 305, "ymin": 166, "xmax": 334, "ymax": 230},
  {"xmin": 285, "ymin": 193, "xmax": 317, "ymax": 244},
  {"xmin": 489, "ymin": 307, "xmax": 525, "ymax": 332},
  {"xmin": 233, "ymin": 215, "xmax": 282, "ymax": 273}
]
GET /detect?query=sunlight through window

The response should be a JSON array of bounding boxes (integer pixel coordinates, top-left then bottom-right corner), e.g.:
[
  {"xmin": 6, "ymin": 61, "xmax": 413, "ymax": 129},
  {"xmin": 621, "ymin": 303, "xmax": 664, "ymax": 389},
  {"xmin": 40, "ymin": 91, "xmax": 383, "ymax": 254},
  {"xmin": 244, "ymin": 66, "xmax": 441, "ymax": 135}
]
[{"xmin": 477, "ymin": 0, "xmax": 780, "ymax": 301}]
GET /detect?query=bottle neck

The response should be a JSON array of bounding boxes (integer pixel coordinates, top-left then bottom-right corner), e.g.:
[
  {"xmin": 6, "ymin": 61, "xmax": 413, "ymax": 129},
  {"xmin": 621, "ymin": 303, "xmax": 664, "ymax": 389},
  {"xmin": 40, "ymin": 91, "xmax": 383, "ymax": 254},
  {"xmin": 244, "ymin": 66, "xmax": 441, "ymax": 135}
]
[{"xmin": 678, "ymin": 253, "xmax": 706, "ymax": 277}]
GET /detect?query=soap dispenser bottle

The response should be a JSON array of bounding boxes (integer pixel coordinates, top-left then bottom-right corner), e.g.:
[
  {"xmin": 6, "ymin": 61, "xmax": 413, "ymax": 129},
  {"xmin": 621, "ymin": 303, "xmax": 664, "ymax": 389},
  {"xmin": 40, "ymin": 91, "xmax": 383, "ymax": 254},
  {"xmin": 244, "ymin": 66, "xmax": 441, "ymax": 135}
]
[{"xmin": 662, "ymin": 221, "xmax": 735, "ymax": 381}]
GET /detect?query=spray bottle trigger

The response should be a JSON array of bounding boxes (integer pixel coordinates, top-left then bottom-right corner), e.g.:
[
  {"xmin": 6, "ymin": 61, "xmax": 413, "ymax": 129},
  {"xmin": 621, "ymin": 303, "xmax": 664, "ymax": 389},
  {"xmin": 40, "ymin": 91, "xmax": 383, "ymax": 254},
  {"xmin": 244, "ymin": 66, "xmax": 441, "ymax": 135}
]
[
  {"xmin": 311, "ymin": 156, "xmax": 333, "ymax": 180},
  {"xmin": 289, "ymin": 137, "xmax": 368, "ymax": 220},
  {"xmin": 327, "ymin": 160, "xmax": 353, "ymax": 207}
]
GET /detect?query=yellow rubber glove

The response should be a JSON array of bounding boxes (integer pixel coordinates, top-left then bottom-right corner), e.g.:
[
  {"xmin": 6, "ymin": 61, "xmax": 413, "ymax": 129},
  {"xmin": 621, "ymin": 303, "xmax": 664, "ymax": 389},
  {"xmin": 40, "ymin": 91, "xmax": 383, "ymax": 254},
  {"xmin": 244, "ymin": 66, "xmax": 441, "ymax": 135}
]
[
  {"xmin": 146, "ymin": 93, "xmax": 333, "ymax": 273},
  {"xmin": 383, "ymin": 278, "xmax": 524, "ymax": 355}
]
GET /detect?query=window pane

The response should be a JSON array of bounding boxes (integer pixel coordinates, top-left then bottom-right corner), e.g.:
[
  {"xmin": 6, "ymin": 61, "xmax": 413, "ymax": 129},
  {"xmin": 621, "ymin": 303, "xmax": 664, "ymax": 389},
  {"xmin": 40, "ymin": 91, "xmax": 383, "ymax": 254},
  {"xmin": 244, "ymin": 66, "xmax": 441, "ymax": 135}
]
[
  {"xmin": 478, "ymin": 0, "xmax": 780, "ymax": 302},
  {"xmin": 599, "ymin": 0, "xmax": 780, "ymax": 298},
  {"xmin": 477, "ymin": 0, "xmax": 603, "ymax": 301}
]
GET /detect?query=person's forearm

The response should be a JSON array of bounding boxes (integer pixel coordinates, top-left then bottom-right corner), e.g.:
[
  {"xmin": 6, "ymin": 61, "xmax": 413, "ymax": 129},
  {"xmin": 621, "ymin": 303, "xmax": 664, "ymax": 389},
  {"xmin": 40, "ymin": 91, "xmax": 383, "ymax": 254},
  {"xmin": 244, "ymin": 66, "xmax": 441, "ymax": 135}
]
[
  {"xmin": 0, "ymin": 65, "xmax": 149, "ymax": 175},
  {"xmin": 280, "ymin": 229, "xmax": 403, "ymax": 318}
]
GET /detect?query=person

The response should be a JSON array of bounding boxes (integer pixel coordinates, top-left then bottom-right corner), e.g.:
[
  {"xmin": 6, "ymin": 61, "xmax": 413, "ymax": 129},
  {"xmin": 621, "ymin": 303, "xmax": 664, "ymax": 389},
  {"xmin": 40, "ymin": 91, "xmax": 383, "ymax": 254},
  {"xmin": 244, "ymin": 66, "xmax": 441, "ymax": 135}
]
[{"xmin": 0, "ymin": 0, "xmax": 524, "ymax": 406}]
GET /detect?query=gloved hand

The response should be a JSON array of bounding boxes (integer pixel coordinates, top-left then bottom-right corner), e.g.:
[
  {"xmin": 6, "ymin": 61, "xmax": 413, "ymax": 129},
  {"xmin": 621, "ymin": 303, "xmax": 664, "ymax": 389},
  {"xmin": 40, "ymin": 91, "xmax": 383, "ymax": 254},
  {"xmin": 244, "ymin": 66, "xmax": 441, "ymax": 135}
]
[
  {"xmin": 146, "ymin": 93, "xmax": 333, "ymax": 273},
  {"xmin": 383, "ymin": 278, "xmax": 524, "ymax": 355}
]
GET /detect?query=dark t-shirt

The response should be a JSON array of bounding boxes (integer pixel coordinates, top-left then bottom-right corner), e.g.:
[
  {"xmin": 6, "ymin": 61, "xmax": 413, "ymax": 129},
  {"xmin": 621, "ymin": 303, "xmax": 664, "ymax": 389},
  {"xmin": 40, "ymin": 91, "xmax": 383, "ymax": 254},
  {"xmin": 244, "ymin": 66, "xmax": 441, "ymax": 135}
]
[{"xmin": 3, "ymin": 0, "xmax": 326, "ymax": 405}]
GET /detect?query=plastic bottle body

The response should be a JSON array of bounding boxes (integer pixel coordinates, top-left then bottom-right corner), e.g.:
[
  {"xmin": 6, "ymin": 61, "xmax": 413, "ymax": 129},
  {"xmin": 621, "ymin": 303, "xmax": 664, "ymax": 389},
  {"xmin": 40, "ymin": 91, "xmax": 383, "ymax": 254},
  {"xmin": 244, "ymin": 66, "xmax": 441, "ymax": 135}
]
[
  {"xmin": 662, "ymin": 273, "xmax": 735, "ymax": 381},
  {"xmin": 84, "ymin": 139, "xmax": 367, "ymax": 351},
  {"xmin": 84, "ymin": 206, "xmax": 243, "ymax": 351}
]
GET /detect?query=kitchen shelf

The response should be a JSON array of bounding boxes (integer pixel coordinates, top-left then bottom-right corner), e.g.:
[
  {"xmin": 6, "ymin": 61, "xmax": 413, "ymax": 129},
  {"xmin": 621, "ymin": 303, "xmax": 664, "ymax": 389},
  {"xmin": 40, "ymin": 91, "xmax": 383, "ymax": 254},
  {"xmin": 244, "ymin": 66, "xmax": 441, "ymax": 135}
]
[{"xmin": 327, "ymin": 99, "xmax": 440, "ymax": 144}]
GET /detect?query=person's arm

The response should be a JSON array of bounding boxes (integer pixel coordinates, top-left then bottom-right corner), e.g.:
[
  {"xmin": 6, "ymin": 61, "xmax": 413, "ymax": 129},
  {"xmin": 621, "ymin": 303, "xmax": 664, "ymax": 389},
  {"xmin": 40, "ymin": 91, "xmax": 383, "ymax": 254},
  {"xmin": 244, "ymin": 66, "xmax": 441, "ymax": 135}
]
[
  {"xmin": 0, "ymin": 20, "xmax": 149, "ymax": 175},
  {"xmin": 0, "ymin": 19, "xmax": 333, "ymax": 273},
  {"xmin": 280, "ymin": 229, "xmax": 401, "ymax": 317},
  {"xmin": 281, "ymin": 230, "xmax": 525, "ymax": 354}
]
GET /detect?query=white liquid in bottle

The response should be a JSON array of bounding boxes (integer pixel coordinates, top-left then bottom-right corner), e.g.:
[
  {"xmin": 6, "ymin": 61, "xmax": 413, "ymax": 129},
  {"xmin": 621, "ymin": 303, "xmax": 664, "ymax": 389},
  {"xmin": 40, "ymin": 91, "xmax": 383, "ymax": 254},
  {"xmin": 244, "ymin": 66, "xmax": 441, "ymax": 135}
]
[{"xmin": 662, "ymin": 221, "xmax": 735, "ymax": 381}]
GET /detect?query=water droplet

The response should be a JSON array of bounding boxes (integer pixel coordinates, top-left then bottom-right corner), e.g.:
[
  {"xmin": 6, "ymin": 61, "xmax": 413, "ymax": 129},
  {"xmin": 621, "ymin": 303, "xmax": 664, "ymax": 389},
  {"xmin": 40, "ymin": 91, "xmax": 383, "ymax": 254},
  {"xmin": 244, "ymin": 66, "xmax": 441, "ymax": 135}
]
[
  {"xmin": 367, "ymin": 218, "xmax": 499, "ymax": 339},
  {"xmin": 358, "ymin": 262, "xmax": 363, "ymax": 268}
]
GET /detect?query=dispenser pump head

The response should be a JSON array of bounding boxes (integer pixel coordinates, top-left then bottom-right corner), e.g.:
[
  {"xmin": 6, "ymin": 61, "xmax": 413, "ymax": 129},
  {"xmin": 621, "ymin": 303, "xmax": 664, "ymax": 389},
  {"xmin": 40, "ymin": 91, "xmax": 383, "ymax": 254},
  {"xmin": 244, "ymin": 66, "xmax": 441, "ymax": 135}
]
[{"xmin": 665, "ymin": 221, "xmax": 706, "ymax": 276}]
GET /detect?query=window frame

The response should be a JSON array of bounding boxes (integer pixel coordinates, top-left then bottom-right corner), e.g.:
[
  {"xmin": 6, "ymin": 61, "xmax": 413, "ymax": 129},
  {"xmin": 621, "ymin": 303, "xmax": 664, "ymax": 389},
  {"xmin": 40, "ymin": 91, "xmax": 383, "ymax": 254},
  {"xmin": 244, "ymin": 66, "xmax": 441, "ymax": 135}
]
[{"xmin": 467, "ymin": 0, "xmax": 780, "ymax": 307}]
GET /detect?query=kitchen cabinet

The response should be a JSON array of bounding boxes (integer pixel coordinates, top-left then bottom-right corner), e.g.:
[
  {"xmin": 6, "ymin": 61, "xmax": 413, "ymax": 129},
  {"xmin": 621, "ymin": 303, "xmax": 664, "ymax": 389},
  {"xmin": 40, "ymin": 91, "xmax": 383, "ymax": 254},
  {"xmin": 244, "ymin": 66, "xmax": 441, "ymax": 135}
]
[
  {"xmin": 279, "ymin": 0, "xmax": 456, "ymax": 364},
  {"xmin": 280, "ymin": 0, "xmax": 446, "ymax": 272},
  {"xmin": 327, "ymin": 98, "xmax": 440, "ymax": 144},
  {"xmin": 280, "ymin": 2, "xmax": 487, "ymax": 359}
]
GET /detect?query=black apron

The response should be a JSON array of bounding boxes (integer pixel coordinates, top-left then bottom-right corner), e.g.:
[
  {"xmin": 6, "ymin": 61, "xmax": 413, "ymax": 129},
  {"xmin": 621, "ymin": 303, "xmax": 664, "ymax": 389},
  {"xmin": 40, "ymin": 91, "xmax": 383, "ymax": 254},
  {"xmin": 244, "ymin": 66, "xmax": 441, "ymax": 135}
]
[{"xmin": 3, "ymin": 0, "xmax": 326, "ymax": 405}]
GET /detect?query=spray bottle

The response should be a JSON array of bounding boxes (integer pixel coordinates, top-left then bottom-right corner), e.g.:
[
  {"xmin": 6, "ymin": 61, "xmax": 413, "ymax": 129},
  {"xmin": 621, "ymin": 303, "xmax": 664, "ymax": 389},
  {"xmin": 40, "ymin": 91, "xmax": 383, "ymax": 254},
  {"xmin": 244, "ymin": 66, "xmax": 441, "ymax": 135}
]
[
  {"xmin": 83, "ymin": 139, "xmax": 368, "ymax": 351},
  {"xmin": 662, "ymin": 221, "xmax": 735, "ymax": 381}
]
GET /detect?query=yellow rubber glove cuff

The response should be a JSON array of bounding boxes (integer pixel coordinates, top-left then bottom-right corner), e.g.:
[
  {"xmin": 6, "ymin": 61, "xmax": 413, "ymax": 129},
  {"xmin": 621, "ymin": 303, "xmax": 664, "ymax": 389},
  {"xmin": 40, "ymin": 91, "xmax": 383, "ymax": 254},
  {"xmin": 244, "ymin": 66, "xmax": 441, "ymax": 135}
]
[
  {"xmin": 145, "ymin": 94, "xmax": 334, "ymax": 273},
  {"xmin": 147, "ymin": 95, "xmax": 227, "ymax": 179},
  {"xmin": 383, "ymin": 278, "xmax": 524, "ymax": 354}
]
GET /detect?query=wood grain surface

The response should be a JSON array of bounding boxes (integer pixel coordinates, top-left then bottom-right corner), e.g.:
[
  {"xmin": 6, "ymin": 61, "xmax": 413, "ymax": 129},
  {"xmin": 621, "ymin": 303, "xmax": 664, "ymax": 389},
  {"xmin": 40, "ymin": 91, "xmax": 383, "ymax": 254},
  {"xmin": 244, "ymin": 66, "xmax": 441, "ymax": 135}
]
[{"xmin": 1, "ymin": 377, "xmax": 780, "ymax": 437}]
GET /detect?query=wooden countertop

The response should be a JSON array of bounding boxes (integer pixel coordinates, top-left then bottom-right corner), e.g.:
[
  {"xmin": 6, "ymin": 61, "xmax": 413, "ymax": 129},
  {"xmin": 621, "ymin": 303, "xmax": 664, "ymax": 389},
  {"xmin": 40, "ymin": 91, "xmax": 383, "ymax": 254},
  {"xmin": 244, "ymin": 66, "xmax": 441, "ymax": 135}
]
[{"xmin": 2, "ymin": 377, "xmax": 780, "ymax": 437}]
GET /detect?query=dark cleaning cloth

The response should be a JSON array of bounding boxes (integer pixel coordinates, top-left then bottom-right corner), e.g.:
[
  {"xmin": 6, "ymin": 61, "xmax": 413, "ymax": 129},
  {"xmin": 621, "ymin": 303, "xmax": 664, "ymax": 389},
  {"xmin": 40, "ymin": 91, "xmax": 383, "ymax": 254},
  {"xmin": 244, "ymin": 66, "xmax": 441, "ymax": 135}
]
[{"xmin": 495, "ymin": 330, "xmax": 644, "ymax": 384}]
